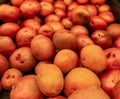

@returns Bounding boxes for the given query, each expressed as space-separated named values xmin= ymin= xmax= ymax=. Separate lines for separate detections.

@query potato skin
xmin=0 ymin=4 xmax=19 ymax=22
xmin=37 ymin=64 xmax=64 ymax=97
xmin=0 ymin=54 xmax=9 ymax=77
xmin=31 ymin=35 xmax=55 ymax=60
xmin=1 ymin=68 xmax=23 ymax=90
xmin=0 ymin=22 xmax=20 ymax=38
xmin=9 ymin=47 xmax=37 ymax=72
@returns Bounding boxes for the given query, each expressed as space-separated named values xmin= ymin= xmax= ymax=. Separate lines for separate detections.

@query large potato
xmin=80 ymin=44 xmax=107 ymax=74
xmin=10 ymin=75 xmax=44 ymax=99
xmin=31 ymin=35 xmax=55 ymax=60
xmin=63 ymin=67 xmax=101 ymax=97
xmin=0 ymin=4 xmax=19 ymax=22
xmin=1 ymin=68 xmax=23 ymax=90
xmin=0 ymin=54 xmax=9 ymax=77
xmin=9 ymin=47 xmax=37 ymax=72
xmin=37 ymin=64 xmax=64 ymax=97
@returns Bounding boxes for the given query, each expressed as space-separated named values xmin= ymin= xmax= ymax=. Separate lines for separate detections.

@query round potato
xmin=31 ymin=35 xmax=55 ymax=60
xmin=1 ymin=68 xmax=23 ymax=90
xmin=9 ymin=47 xmax=37 ymax=72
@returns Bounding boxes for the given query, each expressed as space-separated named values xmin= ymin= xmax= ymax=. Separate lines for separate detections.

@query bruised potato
xmin=1 ymin=68 xmax=23 ymax=90
xmin=9 ymin=47 xmax=37 ymax=72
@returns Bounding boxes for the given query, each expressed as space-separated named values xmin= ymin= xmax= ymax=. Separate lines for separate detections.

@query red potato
xmin=100 ymin=69 xmax=120 ymax=96
xmin=33 ymin=16 xmax=42 ymax=25
xmin=0 ymin=36 xmax=16 ymax=58
xmin=37 ymin=64 xmax=64 ymax=97
xmin=45 ymin=14 xmax=61 ymax=23
xmin=54 ymin=49 xmax=78 ymax=74
xmin=10 ymin=75 xmax=44 ymax=99
xmin=71 ymin=5 xmax=90 ymax=25
xmin=99 ymin=11 xmax=115 ymax=24
xmin=61 ymin=18 xmax=73 ymax=29
xmin=54 ymin=0 xmax=66 ymax=11
xmin=19 ymin=0 xmax=41 ymax=19
xmin=9 ymin=47 xmax=37 ymax=72
xmin=98 ymin=4 xmax=111 ymax=13
xmin=88 ymin=15 xmax=108 ymax=31
xmin=16 ymin=27 xmax=37 ymax=47
xmin=47 ymin=95 xmax=67 ymax=99
xmin=70 ymin=25 xmax=89 ymax=36
xmin=0 ymin=4 xmax=20 ymax=22
xmin=0 ymin=22 xmax=20 ymax=38
xmin=35 ymin=61 xmax=53 ymax=74
xmin=63 ymin=0 xmax=73 ymax=6
xmin=38 ymin=24 xmax=54 ymax=38
xmin=40 ymin=0 xmax=54 ymax=4
xmin=0 ymin=54 xmax=9 ymax=77
xmin=67 ymin=2 xmax=78 ymax=11
xmin=85 ymin=4 xmax=98 ymax=17
xmin=1 ymin=68 xmax=23 ymax=90
xmin=77 ymin=34 xmax=95 ymax=51
xmin=39 ymin=1 xmax=54 ymax=17
xmin=104 ymin=47 xmax=120 ymax=70
xmin=107 ymin=23 xmax=120 ymax=39
xmin=10 ymin=0 xmax=24 ymax=7
xmin=90 ymin=0 xmax=106 ymax=5
xmin=31 ymin=35 xmax=55 ymax=60
xmin=91 ymin=30 xmax=113 ymax=49
xmin=21 ymin=19 xmax=41 ymax=32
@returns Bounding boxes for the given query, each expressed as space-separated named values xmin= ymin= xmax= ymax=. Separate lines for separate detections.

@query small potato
xmin=21 ymin=19 xmax=41 ymax=32
xmin=31 ymin=35 xmax=55 ymax=60
xmin=10 ymin=0 xmax=24 ymax=7
xmin=10 ymin=75 xmax=44 ymax=99
xmin=0 ymin=54 xmax=9 ymax=77
xmin=0 ymin=22 xmax=20 ymax=38
xmin=0 ymin=36 xmax=16 ymax=58
xmin=0 ymin=4 xmax=19 ymax=22
xmin=1 ymin=68 xmax=23 ymax=90
xmin=54 ymin=49 xmax=78 ymax=74
xmin=80 ymin=44 xmax=107 ymax=74
xmin=16 ymin=27 xmax=37 ymax=47
xmin=37 ymin=64 xmax=64 ymax=97
xmin=20 ymin=0 xmax=41 ymax=19
xmin=47 ymin=95 xmax=67 ymax=99
xmin=9 ymin=47 xmax=37 ymax=72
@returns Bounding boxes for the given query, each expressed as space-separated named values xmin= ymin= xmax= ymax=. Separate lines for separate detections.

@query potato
xmin=63 ymin=67 xmax=101 ymax=97
xmin=0 ymin=22 xmax=20 ymax=38
xmin=54 ymin=49 xmax=78 ymax=74
xmin=0 ymin=4 xmax=19 ymax=22
xmin=10 ymin=75 xmax=44 ymax=99
xmin=10 ymin=0 xmax=24 ymax=7
xmin=0 ymin=36 xmax=16 ymax=58
xmin=16 ymin=27 xmax=37 ymax=47
xmin=37 ymin=64 xmax=64 ymax=97
xmin=1 ymin=68 xmax=23 ymax=90
xmin=20 ymin=0 xmax=41 ymax=19
xmin=31 ymin=35 xmax=55 ymax=60
xmin=80 ymin=44 xmax=107 ymax=74
xmin=9 ymin=47 xmax=37 ymax=72
xmin=0 ymin=54 xmax=9 ymax=77
xmin=68 ymin=85 xmax=110 ymax=99
xmin=47 ymin=95 xmax=67 ymax=99
xmin=104 ymin=47 xmax=120 ymax=69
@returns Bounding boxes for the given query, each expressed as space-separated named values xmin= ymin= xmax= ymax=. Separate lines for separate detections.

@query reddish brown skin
xmin=77 ymin=0 xmax=89 ymax=4
xmin=11 ymin=0 xmax=24 ymax=7
xmin=0 ymin=22 xmax=20 ymax=38
xmin=0 ymin=82 xmax=2 ymax=92
xmin=54 ymin=0 xmax=66 ymax=11
xmin=0 ymin=54 xmax=9 ymax=77
xmin=0 ymin=36 xmax=16 ymax=58
xmin=16 ymin=27 xmax=37 ymax=47
xmin=114 ymin=36 xmax=120 ymax=48
xmin=91 ymin=30 xmax=113 ymax=49
xmin=90 ymin=0 xmax=106 ymax=5
xmin=54 ymin=8 xmax=66 ymax=18
xmin=20 ymin=0 xmax=41 ymax=19
xmin=46 ymin=96 xmax=67 ymax=99
xmin=100 ymin=69 xmax=120 ymax=96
